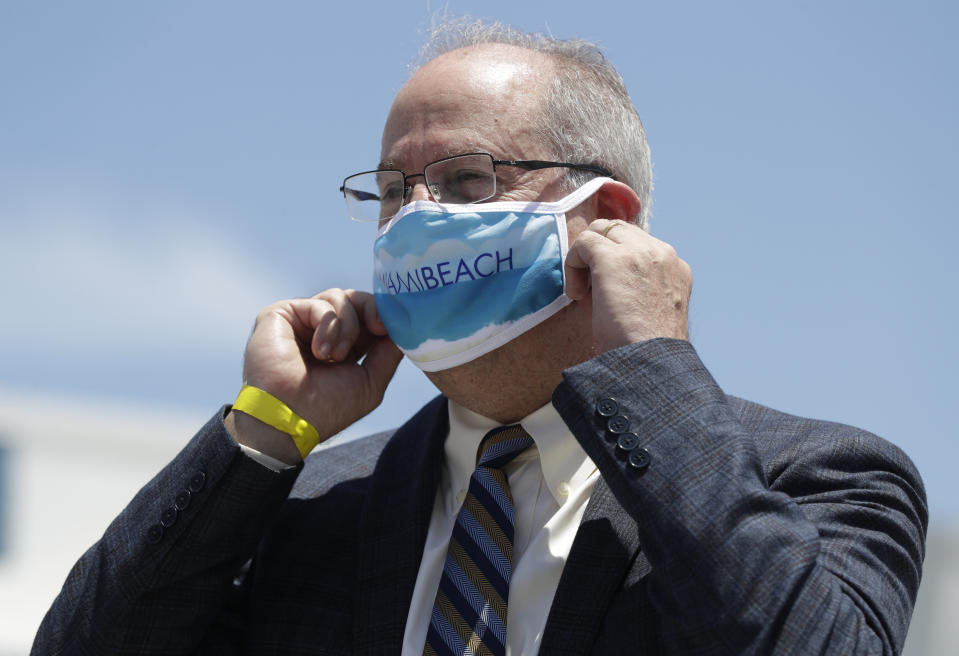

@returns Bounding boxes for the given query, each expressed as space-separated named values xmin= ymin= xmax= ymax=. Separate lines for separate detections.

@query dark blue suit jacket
xmin=33 ymin=340 xmax=927 ymax=654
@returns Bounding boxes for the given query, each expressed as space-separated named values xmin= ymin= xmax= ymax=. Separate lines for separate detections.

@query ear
xmin=591 ymin=180 xmax=642 ymax=224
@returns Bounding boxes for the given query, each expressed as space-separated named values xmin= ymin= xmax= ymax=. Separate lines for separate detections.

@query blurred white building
xmin=0 ymin=388 xmax=206 ymax=654
xmin=0 ymin=387 xmax=954 ymax=655
xmin=903 ymin=529 xmax=959 ymax=656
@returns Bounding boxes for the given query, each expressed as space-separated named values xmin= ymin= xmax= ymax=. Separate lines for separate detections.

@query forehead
xmin=380 ymin=44 xmax=554 ymax=169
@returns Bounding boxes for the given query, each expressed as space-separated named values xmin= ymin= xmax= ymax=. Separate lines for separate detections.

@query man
xmin=34 ymin=19 xmax=926 ymax=655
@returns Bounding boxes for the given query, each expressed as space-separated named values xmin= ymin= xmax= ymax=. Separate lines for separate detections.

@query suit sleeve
xmin=31 ymin=408 xmax=302 ymax=656
xmin=552 ymin=339 xmax=927 ymax=655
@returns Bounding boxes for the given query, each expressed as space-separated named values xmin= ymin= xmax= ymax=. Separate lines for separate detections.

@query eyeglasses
xmin=339 ymin=152 xmax=612 ymax=222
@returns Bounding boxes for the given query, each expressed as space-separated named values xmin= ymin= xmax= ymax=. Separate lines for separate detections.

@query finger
xmin=565 ymin=230 xmax=604 ymax=269
xmin=564 ymin=230 xmax=608 ymax=300
xmin=591 ymin=218 xmax=643 ymax=242
xmin=595 ymin=219 xmax=671 ymax=256
xmin=303 ymin=298 xmax=341 ymax=360
xmin=336 ymin=291 xmax=386 ymax=363
xmin=595 ymin=218 xmax=622 ymax=240
xmin=255 ymin=298 xmax=336 ymax=354
xmin=347 ymin=289 xmax=388 ymax=336
xmin=312 ymin=289 xmax=361 ymax=361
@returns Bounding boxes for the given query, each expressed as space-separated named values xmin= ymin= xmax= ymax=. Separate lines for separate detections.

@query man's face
xmin=379 ymin=44 xmax=601 ymax=419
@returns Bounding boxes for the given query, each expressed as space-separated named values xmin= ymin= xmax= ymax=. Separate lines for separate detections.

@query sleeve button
xmin=174 ymin=490 xmax=192 ymax=511
xmin=189 ymin=471 xmax=207 ymax=493
xmin=596 ymin=398 xmax=619 ymax=417
xmin=160 ymin=507 xmax=178 ymax=528
xmin=616 ymin=432 xmax=640 ymax=451
xmin=607 ymin=415 xmax=630 ymax=434
xmin=147 ymin=524 xmax=164 ymax=544
xmin=628 ymin=448 xmax=651 ymax=472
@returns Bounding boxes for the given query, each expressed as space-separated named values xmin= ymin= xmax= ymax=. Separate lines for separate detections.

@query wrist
xmin=228 ymin=385 xmax=322 ymax=464
xmin=226 ymin=409 xmax=304 ymax=465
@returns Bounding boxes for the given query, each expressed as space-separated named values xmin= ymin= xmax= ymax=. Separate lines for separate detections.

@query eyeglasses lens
xmin=343 ymin=153 xmax=498 ymax=222
xmin=342 ymin=170 xmax=404 ymax=222
xmin=423 ymin=154 xmax=496 ymax=205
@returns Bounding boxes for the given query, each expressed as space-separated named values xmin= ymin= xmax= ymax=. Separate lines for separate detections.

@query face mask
xmin=372 ymin=176 xmax=611 ymax=372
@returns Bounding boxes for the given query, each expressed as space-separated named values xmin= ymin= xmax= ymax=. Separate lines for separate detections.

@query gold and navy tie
xmin=424 ymin=425 xmax=534 ymax=656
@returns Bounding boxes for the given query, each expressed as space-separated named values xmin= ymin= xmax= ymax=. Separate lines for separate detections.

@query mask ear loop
xmin=546 ymin=176 xmax=613 ymax=214
xmin=547 ymin=177 xmax=612 ymax=300
xmin=556 ymin=208 xmax=572 ymax=294
xmin=497 ymin=176 xmax=613 ymax=219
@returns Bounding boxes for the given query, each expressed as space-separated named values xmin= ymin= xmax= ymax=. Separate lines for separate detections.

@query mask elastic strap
xmin=538 ymin=176 xmax=613 ymax=214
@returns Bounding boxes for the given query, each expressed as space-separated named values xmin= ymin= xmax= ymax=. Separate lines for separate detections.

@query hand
xmin=227 ymin=289 xmax=402 ymax=463
xmin=565 ymin=219 xmax=692 ymax=353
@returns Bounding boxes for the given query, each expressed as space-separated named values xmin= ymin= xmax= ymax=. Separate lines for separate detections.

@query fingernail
xmin=317 ymin=343 xmax=331 ymax=359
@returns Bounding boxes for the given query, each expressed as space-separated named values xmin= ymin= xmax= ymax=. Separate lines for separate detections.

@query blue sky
xmin=1 ymin=2 xmax=956 ymax=520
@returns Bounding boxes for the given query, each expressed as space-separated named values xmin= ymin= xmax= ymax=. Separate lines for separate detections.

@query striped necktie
xmin=424 ymin=425 xmax=534 ymax=656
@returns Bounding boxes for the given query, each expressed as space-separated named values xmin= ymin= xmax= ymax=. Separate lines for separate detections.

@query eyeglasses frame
xmin=339 ymin=152 xmax=613 ymax=220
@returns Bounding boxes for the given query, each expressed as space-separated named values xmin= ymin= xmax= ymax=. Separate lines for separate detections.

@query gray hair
xmin=416 ymin=17 xmax=652 ymax=230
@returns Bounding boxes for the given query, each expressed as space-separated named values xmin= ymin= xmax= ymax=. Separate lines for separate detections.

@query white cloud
xmin=0 ymin=191 xmax=296 ymax=358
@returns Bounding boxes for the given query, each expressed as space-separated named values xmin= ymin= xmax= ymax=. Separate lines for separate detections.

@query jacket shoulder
xmin=725 ymin=395 xmax=926 ymax=501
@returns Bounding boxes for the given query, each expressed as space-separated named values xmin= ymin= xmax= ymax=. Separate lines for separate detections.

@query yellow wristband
xmin=232 ymin=384 xmax=320 ymax=459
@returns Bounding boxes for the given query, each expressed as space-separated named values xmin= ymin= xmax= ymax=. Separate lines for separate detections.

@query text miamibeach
xmin=378 ymin=248 xmax=514 ymax=294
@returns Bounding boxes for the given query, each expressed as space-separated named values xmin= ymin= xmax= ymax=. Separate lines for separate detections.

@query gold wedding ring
xmin=602 ymin=220 xmax=624 ymax=239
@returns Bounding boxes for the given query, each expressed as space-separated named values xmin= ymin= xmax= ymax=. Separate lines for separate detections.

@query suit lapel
xmin=352 ymin=395 xmax=450 ymax=655
xmin=540 ymin=478 xmax=648 ymax=654
xmin=349 ymin=395 xmax=649 ymax=654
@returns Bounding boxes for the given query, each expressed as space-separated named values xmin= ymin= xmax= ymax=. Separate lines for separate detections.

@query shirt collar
xmin=446 ymin=399 xmax=597 ymax=506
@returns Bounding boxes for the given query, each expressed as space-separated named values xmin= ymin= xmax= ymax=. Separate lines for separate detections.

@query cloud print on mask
xmin=372 ymin=177 xmax=610 ymax=372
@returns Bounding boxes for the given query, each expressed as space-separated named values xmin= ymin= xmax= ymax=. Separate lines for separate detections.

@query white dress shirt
xmin=401 ymin=400 xmax=599 ymax=655
xmin=238 ymin=400 xmax=598 ymax=655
